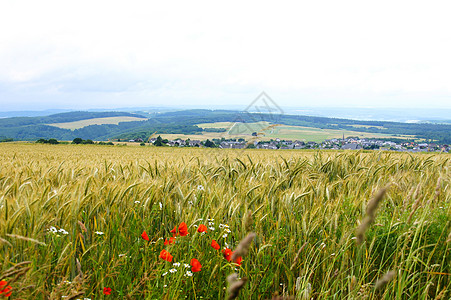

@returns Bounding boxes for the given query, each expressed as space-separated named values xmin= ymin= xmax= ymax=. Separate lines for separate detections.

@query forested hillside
xmin=1 ymin=109 xmax=450 ymax=143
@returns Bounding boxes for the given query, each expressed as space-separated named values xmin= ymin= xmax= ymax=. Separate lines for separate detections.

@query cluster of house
xmin=128 ymin=137 xmax=450 ymax=152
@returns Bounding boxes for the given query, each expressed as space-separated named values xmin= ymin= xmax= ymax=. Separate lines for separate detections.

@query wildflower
xmin=0 ymin=281 xmax=12 ymax=297
xmin=208 ymin=222 xmax=214 ymax=226
xmin=59 ymin=228 xmax=69 ymax=235
xmin=197 ymin=185 xmax=204 ymax=191
xmin=185 ymin=271 xmax=193 ymax=277
xmin=169 ymin=268 xmax=177 ymax=273
xmin=234 ymin=256 xmax=243 ymax=266
xmin=208 ymin=226 xmax=215 ymax=231
xmin=95 ymin=231 xmax=104 ymax=235
xmin=211 ymin=240 xmax=220 ymax=250
xmin=225 ymin=228 xmax=231 ymax=233
xmin=118 ymin=253 xmax=127 ymax=257
xmin=164 ymin=236 xmax=176 ymax=245
xmin=159 ymin=202 xmax=163 ymax=209
xmin=170 ymin=226 xmax=177 ymax=236
xmin=134 ymin=201 xmax=140 ymax=204
xmin=222 ymin=248 xmax=233 ymax=262
xmin=190 ymin=258 xmax=202 ymax=272
xmin=159 ymin=249 xmax=173 ymax=262
xmin=49 ymin=226 xmax=58 ymax=233
xmin=141 ymin=231 xmax=149 ymax=241
xmin=184 ymin=263 xmax=190 ymax=268
xmin=173 ymin=262 xmax=181 ymax=267
xmin=222 ymin=234 xmax=228 ymax=238
xmin=178 ymin=222 xmax=189 ymax=236
xmin=197 ymin=224 xmax=208 ymax=233
xmin=103 ymin=287 xmax=112 ymax=295
xmin=207 ymin=218 xmax=214 ymax=222
xmin=162 ymin=272 xmax=168 ymax=276
xmin=188 ymin=200 xmax=193 ymax=205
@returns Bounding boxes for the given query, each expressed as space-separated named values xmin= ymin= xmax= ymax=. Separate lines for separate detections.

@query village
xmin=128 ymin=136 xmax=451 ymax=153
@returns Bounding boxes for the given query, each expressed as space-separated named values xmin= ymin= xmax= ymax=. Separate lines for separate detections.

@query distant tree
xmin=204 ymin=139 xmax=216 ymax=148
xmin=154 ymin=135 xmax=164 ymax=146
xmin=48 ymin=138 xmax=59 ymax=144
xmin=72 ymin=138 xmax=83 ymax=144
xmin=83 ymin=139 xmax=94 ymax=144
xmin=36 ymin=139 xmax=47 ymax=144
xmin=246 ymin=143 xmax=256 ymax=149
xmin=140 ymin=142 xmax=145 ymax=146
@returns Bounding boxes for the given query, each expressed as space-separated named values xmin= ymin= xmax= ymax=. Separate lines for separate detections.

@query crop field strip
xmin=0 ymin=143 xmax=449 ymax=299
xmin=47 ymin=116 xmax=148 ymax=130
xmin=194 ymin=121 xmax=415 ymax=142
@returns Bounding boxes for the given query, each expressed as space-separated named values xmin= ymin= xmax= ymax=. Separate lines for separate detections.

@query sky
xmin=1 ymin=0 xmax=451 ymax=111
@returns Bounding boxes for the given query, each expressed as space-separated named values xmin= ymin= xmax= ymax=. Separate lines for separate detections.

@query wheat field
xmin=0 ymin=143 xmax=449 ymax=299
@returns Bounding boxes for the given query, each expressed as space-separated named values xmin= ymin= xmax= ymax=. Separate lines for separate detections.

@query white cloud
xmin=0 ymin=0 xmax=450 ymax=110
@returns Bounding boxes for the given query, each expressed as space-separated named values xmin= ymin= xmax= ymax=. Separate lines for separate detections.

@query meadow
xmin=0 ymin=143 xmax=449 ymax=299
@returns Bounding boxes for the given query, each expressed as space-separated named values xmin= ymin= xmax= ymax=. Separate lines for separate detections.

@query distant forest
xmin=1 ymin=109 xmax=450 ymax=143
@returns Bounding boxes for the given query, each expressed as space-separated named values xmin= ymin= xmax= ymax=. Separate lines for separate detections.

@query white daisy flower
xmin=162 ymin=272 xmax=168 ymax=276
xmin=95 ymin=231 xmax=104 ymax=235
xmin=58 ymin=229 xmax=69 ymax=235
xmin=222 ymin=234 xmax=228 ymax=238
xmin=169 ymin=268 xmax=177 ymax=273
xmin=209 ymin=227 xmax=215 ymax=231
xmin=184 ymin=264 xmax=190 ymax=268
xmin=173 ymin=262 xmax=181 ymax=267
xmin=49 ymin=226 xmax=58 ymax=233
xmin=185 ymin=271 xmax=193 ymax=277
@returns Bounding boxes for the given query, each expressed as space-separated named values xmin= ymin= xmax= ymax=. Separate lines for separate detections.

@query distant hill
xmin=0 ymin=109 xmax=450 ymax=143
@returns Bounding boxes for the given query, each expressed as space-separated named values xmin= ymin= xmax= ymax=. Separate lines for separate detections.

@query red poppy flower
xmin=211 ymin=240 xmax=220 ymax=250
xmin=178 ymin=222 xmax=189 ymax=236
xmin=234 ymin=256 xmax=243 ymax=266
xmin=197 ymin=224 xmax=208 ymax=233
xmin=103 ymin=287 xmax=112 ymax=295
xmin=222 ymin=248 xmax=233 ymax=262
xmin=0 ymin=281 xmax=12 ymax=297
xmin=170 ymin=226 xmax=177 ymax=236
xmin=164 ymin=236 xmax=176 ymax=245
xmin=141 ymin=231 xmax=149 ymax=241
xmin=159 ymin=249 xmax=173 ymax=262
xmin=190 ymin=258 xmax=202 ymax=272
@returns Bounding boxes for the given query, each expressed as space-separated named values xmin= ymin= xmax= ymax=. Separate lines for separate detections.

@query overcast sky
xmin=1 ymin=0 xmax=450 ymax=111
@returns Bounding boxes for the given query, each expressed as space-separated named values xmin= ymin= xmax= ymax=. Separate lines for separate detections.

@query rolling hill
xmin=0 ymin=109 xmax=450 ymax=143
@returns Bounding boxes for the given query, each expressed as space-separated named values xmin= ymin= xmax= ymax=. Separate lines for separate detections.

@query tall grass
xmin=0 ymin=143 xmax=449 ymax=299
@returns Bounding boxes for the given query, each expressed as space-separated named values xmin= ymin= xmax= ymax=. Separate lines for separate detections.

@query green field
xmin=48 ymin=116 xmax=148 ymax=130
xmin=168 ymin=122 xmax=417 ymax=142
xmin=0 ymin=143 xmax=449 ymax=299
